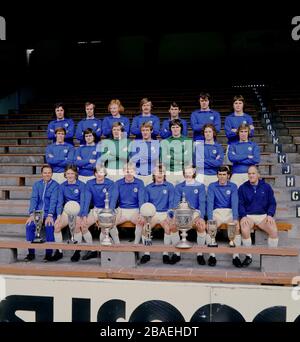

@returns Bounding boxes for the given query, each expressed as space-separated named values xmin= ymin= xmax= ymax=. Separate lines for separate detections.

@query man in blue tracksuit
xmin=239 ymin=165 xmax=278 ymax=267
xmin=75 ymin=102 xmax=102 ymax=145
xmin=102 ymin=99 xmax=130 ymax=138
xmin=207 ymin=166 xmax=242 ymax=268
xmin=190 ymin=92 xmax=221 ymax=141
xmin=173 ymin=165 xmax=207 ymax=265
xmin=83 ymin=165 xmax=117 ymax=260
xmin=47 ymin=103 xmax=75 ymax=145
xmin=46 ymin=127 xmax=75 ymax=184
xmin=224 ymin=95 xmax=255 ymax=145
xmin=74 ymin=128 xmax=101 ymax=183
xmin=52 ymin=165 xmax=88 ymax=262
xmin=194 ymin=123 xmax=224 ymax=187
xmin=160 ymin=102 xmax=188 ymax=139
xmin=130 ymin=98 xmax=160 ymax=139
xmin=228 ymin=124 xmax=260 ymax=187
xmin=24 ymin=164 xmax=59 ymax=262
xmin=129 ymin=122 xmax=160 ymax=186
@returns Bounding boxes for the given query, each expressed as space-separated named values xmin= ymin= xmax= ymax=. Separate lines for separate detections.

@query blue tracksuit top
xmin=224 ymin=113 xmax=254 ymax=144
xmin=228 ymin=141 xmax=260 ymax=174
xmin=207 ymin=181 xmax=239 ymax=220
xmin=160 ymin=118 xmax=188 ymax=139
xmin=130 ymin=114 xmax=160 ymax=139
xmin=45 ymin=143 xmax=75 ymax=173
xmin=29 ymin=179 xmax=59 ymax=218
xmin=190 ymin=109 xmax=221 ymax=141
xmin=84 ymin=178 xmax=116 ymax=215
xmin=57 ymin=180 xmax=86 ymax=217
xmin=47 ymin=118 xmax=75 ymax=145
xmin=102 ymin=115 xmax=130 ymax=138
xmin=194 ymin=141 xmax=224 ymax=175
xmin=75 ymin=118 xmax=102 ymax=145
xmin=145 ymin=181 xmax=175 ymax=212
xmin=111 ymin=177 xmax=145 ymax=209
xmin=174 ymin=181 xmax=206 ymax=218
xmin=238 ymin=179 xmax=276 ymax=218
xmin=129 ymin=140 xmax=160 ymax=176
xmin=74 ymin=144 xmax=101 ymax=176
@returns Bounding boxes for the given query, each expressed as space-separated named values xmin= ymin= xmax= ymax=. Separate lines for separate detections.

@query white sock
xmin=110 ymin=227 xmax=120 ymax=244
xmin=163 ymin=234 xmax=171 ymax=256
xmin=171 ymin=232 xmax=180 ymax=256
xmin=233 ymin=234 xmax=241 ymax=259
xmin=197 ymin=232 xmax=206 ymax=256
xmin=268 ymin=237 xmax=279 ymax=248
xmin=134 ymin=225 xmax=143 ymax=244
xmin=242 ymin=237 xmax=252 ymax=258
xmin=74 ymin=232 xmax=82 ymax=243
xmin=83 ymin=231 xmax=93 ymax=244
xmin=54 ymin=232 xmax=63 ymax=253
xmin=209 ymin=253 xmax=216 ymax=258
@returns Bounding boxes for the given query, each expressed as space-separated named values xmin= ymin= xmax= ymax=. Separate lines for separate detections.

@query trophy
xmin=207 ymin=220 xmax=218 ymax=247
xmin=64 ymin=201 xmax=81 ymax=244
xmin=173 ymin=192 xmax=194 ymax=248
xmin=97 ymin=192 xmax=116 ymax=246
xmin=227 ymin=222 xmax=237 ymax=247
xmin=32 ymin=210 xmax=44 ymax=243
xmin=140 ymin=203 xmax=156 ymax=246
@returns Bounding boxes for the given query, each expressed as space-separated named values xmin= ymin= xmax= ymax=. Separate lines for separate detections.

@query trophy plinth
xmin=64 ymin=201 xmax=81 ymax=244
xmin=97 ymin=193 xmax=116 ymax=246
xmin=227 ymin=222 xmax=237 ymax=248
xmin=174 ymin=193 xmax=194 ymax=249
xmin=207 ymin=220 xmax=218 ymax=247
xmin=32 ymin=210 xmax=44 ymax=244
xmin=140 ymin=203 xmax=156 ymax=246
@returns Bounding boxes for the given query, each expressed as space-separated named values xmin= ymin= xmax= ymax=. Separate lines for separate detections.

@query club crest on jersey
xmin=64 ymin=123 xmax=69 ymax=127
xmin=248 ymin=147 xmax=252 ymax=151
xmin=103 ymin=188 xmax=107 ymax=193
xmin=243 ymin=120 xmax=247 ymax=124
xmin=210 ymin=116 xmax=214 ymax=120
xmin=212 ymin=149 xmax=217 ymax=154
xmin=93 ymin=123 xmax=97 ymax=127
xmin=163 ymin=189 xmax=167 ymax=194
xmin=133 ymin=187 xmax=138 ymax=192
xmin=226 ymin=190 xmax=231 ymax=195
xmin=64 ymin=149 xmax=68 ymax=154
xmin=92 ymin=151 xmax=97 ymax=155
xmin=74 ymin=189 xmax=79 ymax=194
xmin=194 ymin=189 xmax=198 ymax=194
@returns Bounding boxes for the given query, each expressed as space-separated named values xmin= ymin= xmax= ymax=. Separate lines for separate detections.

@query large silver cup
xmin=207 ymin=220 xmax=218 ymax=247
xmin=174 ymin=193 xmax=194 ymax=248
xmin=32 ymin=210 xmax=44 ymax=243
xmin=140 ymin=203 xmax=156 ymax=246
xmin=227 ymin=222 xmax=237 ymax=247
xmin=68 ymin=214 xmax=77 ymax=244
xmin=64 ymin=201 xmax=81 ymax=244
xmin=97 ymin=192 xmax=116 ymax=246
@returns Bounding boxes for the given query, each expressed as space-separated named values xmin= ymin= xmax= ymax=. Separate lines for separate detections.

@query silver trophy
xmin=97 ymin=192 xmax=116 ymax=246
xmin=32 ymin=210 xmax=44 ymax=243
xmin=64 ymin=201 xmax=81 ymax=244
xmin=140 ymin=203 xmax=156 ymax=246
xmin=173 ymin=193 xmax=194 ymax=248
xmin=207 ymin=220 xmax=218 ymax=247
xmin=227 ymin=222 xmax=237 ymax=247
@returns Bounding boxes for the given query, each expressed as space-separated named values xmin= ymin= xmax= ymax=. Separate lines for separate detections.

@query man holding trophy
xmin=173 ymin=165 xmax=207 ymax=265
xmin=207 ymin=166 xmax=242 ymax=267
xmin=24 ymin=165 xmax=59 ymax=262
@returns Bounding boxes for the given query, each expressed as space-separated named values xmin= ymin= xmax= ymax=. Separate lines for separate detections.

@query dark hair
xmin=199 ymin=92 xmax=211 ymax=101
xmin=152 ymin=163 xmax=166 ymax=182
xmin=218 ymin=166 xmax=231 ymax=175
xmin=55 ymin=127 xmax=66 ymax=135
xmin=83 ymin=128 xmax=97 ymax=141
xmin=169 ymin=118 xmax=183 ymax=131
xmin=233 ymin=95 xmax=245 ymax=105
xmin=54 ymin=102 xmax=68 ymax=118
xmin=41 ymin=164 xmax=53 ymax=173
xmin=64 ymin=164 xmax=78 ymax=179
xmin=202 ymin=123 xmax=217 ymax=139
xmin=169 ymin=101 xmax=181 ymax=110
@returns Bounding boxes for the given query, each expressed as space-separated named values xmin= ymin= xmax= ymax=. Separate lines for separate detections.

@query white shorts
xmin=213 ymin=208 xmax=233 ymax=226
xmin=52 ymin=172 xmax=66 ymax=184
xmin=151 ymin=212 xmax=168 ymax=225
xmin=88 ymin=207 xmax=102 ymax=221
xmin=116 ymin=208 xmax=139 ymax=222
xmin=230 ymin=173 xmax=248 ymax=187
xmin=78 ymin=175 xmax=95 ymax=183
xmin=247 ymin=214 xmax=267 ymax=225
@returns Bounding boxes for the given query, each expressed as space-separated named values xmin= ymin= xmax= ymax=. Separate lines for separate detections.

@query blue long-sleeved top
xmin=190 ymin=109 xmax=221 ymax=141
xmin=29 ymin=179 xmax=59 ymax=218
xmin=173 ymin=181 xmax=206 ymax=218
xmin=130 ymin=114 xmax=160 ymax=139
xmin=75 ymin=118 xmax=102 ymax=145
xmin=224 ymin=113 xmax=254 ymax=144
xmin=238 ymin=179 xmax=276 ymax=218
xmin=207 ymin=181 xmax=239 ymax=220
xmin=228 ymin=141 xmax=260 ymax=174
xmin=111 ymin=178 xmax=145 ymax=209
xmin=45 ymin=143 xmax=75 ymax=173
xmin=160 ymin=118 xmax=188 ymax=139
xmin=102 ymin=115 xmax=130 ymax=138
xmin=194 ymin=141 xmax=224 ymax=175
xmin=74 ymin=144 xmax=101 ymax=176
xmin=57 ymin=180 xmax=86 ymax=217
xmin=47 ymin=118 xmax=75 ymax=145
xmin=129 ymin=140 xmax=160 ymax=176
xmin=145 ymin=181 xmax=175 ymax=212
xmin=84 ymin=178 xmax=116 ymax=215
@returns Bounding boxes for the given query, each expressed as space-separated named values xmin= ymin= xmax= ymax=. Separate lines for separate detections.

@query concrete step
xmin=0 ymin=174 xmax=40 ymax=186
xmin=0 ymin=155 xmax=45 ymax=163
xmin=0 ymin=165 xmax=42 ymax=174
xmin=271 ymin=163 xmax=300 ymax=176
xmin=0 ymin=200 xmax=29 ymax=215
xmin=264 ymin=143 xmax=296 ymax=153
xmin=260 ymin=153 xmax=300 ymax=164
xmin=272 ymin=175 xmax=300 ymax=187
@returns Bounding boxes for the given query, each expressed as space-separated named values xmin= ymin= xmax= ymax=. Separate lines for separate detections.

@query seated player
xmin=160 ymin=101 xmax=188 ymax=139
